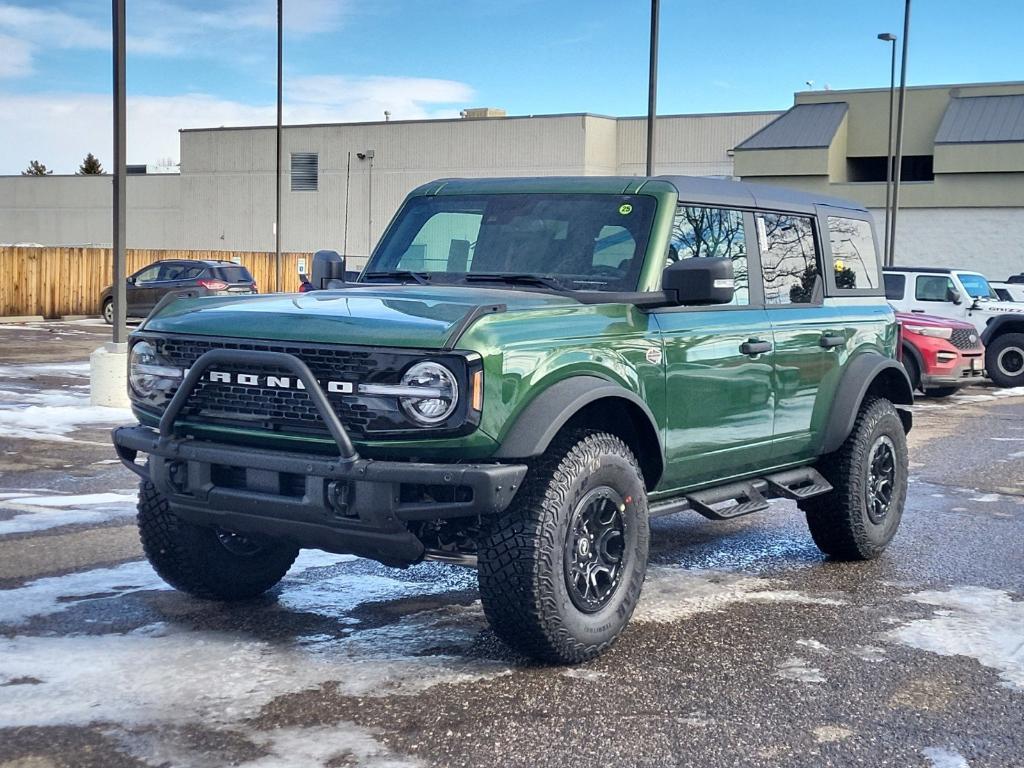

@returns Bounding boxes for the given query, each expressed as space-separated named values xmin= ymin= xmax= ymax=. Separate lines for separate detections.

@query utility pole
xmin=645 ymin=0 xmax=660 ymax=176
xmin=878 ymin=32 xmax=897 ymax=266
xmin=889 ymin=0 xmax=912 ymax=268
xmin=275 ymin=0 xmax=283 ymax=292
xmin=112 ymin=0 xmax=126 ymax=342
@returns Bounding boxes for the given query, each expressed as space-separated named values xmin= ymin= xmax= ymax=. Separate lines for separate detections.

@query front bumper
xmin=114 ymin=346 xmax=526 ymax=566
xmin=114 ymin=425 xmax=526 ymax=565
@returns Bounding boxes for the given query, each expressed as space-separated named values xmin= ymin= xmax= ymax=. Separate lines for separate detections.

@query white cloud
xmin=0 ymin=32 xmax=31 ymax=77
xmin=0 ymin=75 xmax=475 ymax=173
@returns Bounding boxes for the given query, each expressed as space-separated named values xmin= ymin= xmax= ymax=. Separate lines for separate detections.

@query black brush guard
xmin=112 ymin=348 xmax=526 ymax=566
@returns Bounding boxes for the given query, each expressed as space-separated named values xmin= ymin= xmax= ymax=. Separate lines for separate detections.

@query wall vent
xmin=290 ymin=152 xmax=319 ymax=191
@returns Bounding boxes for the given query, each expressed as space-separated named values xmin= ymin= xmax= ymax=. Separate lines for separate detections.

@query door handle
xmin=819 ymin=334 xmax=846 ymax=349
xmin=911 ymin=309 xmax=925 ymax=313
xmin=740 ymin=339 xmax=773 ymax=356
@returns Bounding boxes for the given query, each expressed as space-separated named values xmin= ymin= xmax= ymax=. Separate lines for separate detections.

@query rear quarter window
xmin=827 ymin=217 xmax=880 ymax=291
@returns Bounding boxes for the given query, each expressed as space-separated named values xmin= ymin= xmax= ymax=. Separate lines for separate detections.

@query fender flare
xmin=981 ymin=314 xmax=1024 ymax=345
xmin=493 ymin=375 xmax=663 ymax=464
xmin=900 ymin=341 xmax=923 ymax=384
xmin=821 ymin=353 xmax=914 ymax=455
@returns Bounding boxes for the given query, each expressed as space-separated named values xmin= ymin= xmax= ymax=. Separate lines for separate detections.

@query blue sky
xmin=2 ymin=0 xmax=1023 ymax=173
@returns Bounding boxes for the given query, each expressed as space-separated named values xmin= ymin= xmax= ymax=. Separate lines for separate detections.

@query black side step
xmin=647 ymin=467 xmax=833 ymax=521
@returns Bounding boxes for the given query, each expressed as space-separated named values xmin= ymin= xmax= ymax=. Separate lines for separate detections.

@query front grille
xmin=149 ymin=335 xmax=450 ymax=438
xmin=949 ymin=328 xmax=981 ymax=351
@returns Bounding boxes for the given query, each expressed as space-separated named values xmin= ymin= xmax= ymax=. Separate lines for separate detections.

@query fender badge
xmin=645 ymin=347 xmax=663 ymax=365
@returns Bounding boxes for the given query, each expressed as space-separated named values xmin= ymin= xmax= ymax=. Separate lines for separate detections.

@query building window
xmin=290 ymin=152 xmax=318 ymax=191
xmin=669 ymin=206 xmax=749 ymax=304
xmin=847 ymin=155 xmax=933 ymax=182
xmin=826 ymin=217 xmax=880 ymax=290
xmin=757 ymin=213 xmax=821 ymax=305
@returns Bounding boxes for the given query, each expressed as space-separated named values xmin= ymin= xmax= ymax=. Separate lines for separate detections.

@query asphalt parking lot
xmin=1 ymin=320 xmax=1022 ymax=768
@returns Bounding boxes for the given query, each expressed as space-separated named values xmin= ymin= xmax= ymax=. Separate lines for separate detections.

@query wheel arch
xmin=820 ymin=353 xmax=913 ymax=455
xmin=981 ymin=316 xmax=1024 ymax=345
xmin=493 ymin=375 xmax=664 ymax=491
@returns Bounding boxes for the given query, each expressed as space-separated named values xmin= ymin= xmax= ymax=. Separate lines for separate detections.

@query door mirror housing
xmin=947 ymin=287 xmax=963 ymax=305
xmin=661 ymin=257 xmax=735 ymax=306
xmin=311 ymin=250 xmax=347 ymax=290
xmin=126 ymin=276 xmax=136 ymax=285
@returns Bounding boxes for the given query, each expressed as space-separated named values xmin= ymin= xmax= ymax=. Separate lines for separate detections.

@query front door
xmin=127 ymin=264 xmax=161 ymax=316
xmin=656 ymin=204 xmax=774 ymax=490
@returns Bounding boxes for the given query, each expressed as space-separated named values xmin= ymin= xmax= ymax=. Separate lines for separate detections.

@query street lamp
xmin=878 ymin=32 xmax=897 ymax=266
xmin=645 ymin=0 xmax=660 ymax=176
xmin=889 ymin=1 xmax=912 ymax=269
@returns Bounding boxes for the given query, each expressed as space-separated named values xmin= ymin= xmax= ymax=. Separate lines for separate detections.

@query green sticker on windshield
xmin=619 ymin=203 xmax=633 ymax=215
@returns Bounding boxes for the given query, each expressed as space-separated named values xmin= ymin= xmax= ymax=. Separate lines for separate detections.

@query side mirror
xmin=126 ymin=276 xmax=136 ymax=285
xmin=310 ymin=250 xmax=347 ymax=290
xmin=947 ymin=288 xmax=963 ymax=305
xmin=661 ymin=257 xmax=735 ymax=306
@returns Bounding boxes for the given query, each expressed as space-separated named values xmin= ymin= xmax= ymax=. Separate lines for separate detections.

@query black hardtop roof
xmin=415 ymin=175 xmax=868 ymax=215
xmin=656 ymin=175 xmax=868 ymax=214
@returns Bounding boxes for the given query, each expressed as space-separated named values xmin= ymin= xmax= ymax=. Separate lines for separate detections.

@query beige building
xmin=0 ymin=110 xmax=779 ymax=263
xmin=733 ymin=81 xmax=1024 ymax=278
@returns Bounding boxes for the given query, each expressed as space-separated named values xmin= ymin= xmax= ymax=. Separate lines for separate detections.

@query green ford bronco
xmin=113 ymin=175 xmax=912 ymax=663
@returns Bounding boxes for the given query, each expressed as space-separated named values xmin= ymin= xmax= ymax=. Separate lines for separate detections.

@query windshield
xmin=363 ymin=193 xmax=658 ymax=292
xmin=956 ymin=272 xmax=997 ymax=300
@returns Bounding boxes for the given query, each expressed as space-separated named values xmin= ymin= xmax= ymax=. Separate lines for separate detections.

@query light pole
xmin=645 ymin=0 xmax=660 ymax=176
xmin=889 ymin=0 xmax=912 ymax=268
xmin=112 ymin=0 xmax=126 ymax=342
xmin=878 ymin=32 xmax=897 ymax=266
xmin=275 ymin=0 xmax=283 ymax=292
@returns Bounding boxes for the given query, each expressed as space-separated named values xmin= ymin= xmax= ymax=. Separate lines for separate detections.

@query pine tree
xmin=77 ymin=153 xmax=105 ymax=175
xmin=22 ymin=160 xmax=52 ymax=176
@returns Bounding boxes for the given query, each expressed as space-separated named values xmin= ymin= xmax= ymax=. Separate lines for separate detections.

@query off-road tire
xmin=477 ymin=430 xmax=649 ymax=664
xmin=799 ymin=397 xmax=908 ymax=560
xmin=901 ymin=354 xmax=920 ymax=394
xmin=137 ymin=480 xmax=299 ymax=600
xmin=102 ymin=298 xmax=114 ymax=325
xmin=922 ymin=386 xmax=958 ymax=398
xmin=986 ymin=333 xmax=1024 ymax=388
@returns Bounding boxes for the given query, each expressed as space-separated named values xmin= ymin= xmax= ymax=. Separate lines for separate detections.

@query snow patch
xmin=243 ymin=725 xmax=422 ymax=768
xmin=634 ymin=567 xmax=846 ymax=623
xmin=890 ymin=586 xmax=1024 ymax=691
xmin=561 ymin=668 xmax=608 ymax=681
xmin=0 ymin=403 xmax=132 ymax=441
xmin=796 ymin=638 xmax=832 ymax=654
xmin=968 ymin=493 xmax=1001 ymax=503
xmin=775 ymin=656 xmax=825 ymax=684
xmin=813 ymin=725 xmax=853 ymax=743
xmin=4 ymin=492 xmax=137 ymax=507
xmin=921 ymin=747 xmax=971 ymax=768
xmin=0 ymin=361 xmax=91 ymax=379
xmin=0 ymin=503 xmax=135 ymax=535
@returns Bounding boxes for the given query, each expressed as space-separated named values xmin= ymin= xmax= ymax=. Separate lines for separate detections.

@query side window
xmin=157 ymin=263 xmax=188 ymax=281
xmin=915 ymin=275 xmax=956 ymax=302
xmin=883 ymin=273 xmax=906 ymax=300
xmin=133 ymin=266 xmax=160 ymax=283
xmin=827 ymin=217 xmax=880 ymax=290
xmin=397 ymin=211 xmax=482 ymax=272
xmin=180 ymin=265 xmax=205 ymax=280
xmin=757 ymin=213 xmax=821 ymax=305
xmin=669 ymin=206 xmax=749 ymax=305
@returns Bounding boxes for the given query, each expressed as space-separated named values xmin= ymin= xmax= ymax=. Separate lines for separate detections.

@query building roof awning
xmin=935 ymin=94 xmax=1024 ymax=144
xmin=734 ymin=102 xmax=847 ymax=150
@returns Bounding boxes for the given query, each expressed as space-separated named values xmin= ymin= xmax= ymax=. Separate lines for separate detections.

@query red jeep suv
xmin=897 ymin=311 xmax=985 ymax=397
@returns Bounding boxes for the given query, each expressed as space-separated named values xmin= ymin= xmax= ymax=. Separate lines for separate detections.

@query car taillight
xmin=198 ymin=279 xmax=229 ymax=290
xmin=251 ymin=283 xmax=258 ymax=294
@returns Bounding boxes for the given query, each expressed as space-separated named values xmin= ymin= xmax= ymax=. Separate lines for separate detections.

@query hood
xmin=141 ymin=284 xmax=580 ymax=348
xmin=894 ymin=311 xmax=975 ymax=330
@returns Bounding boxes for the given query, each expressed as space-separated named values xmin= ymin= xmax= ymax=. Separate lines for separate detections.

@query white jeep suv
xmin=884 ymin=267 xmax=1024 ymax=388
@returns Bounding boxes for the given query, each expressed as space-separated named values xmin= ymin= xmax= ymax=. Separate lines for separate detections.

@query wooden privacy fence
xmin=0 ymin=247 xmax=311 ymax=319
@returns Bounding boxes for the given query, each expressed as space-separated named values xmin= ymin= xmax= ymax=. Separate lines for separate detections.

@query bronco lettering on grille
xmin=199 ymin=370 xmax=355 ymax=394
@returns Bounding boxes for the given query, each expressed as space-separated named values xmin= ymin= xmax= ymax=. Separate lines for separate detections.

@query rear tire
xmin=477 ymin=430 xmax=649 ymax=663
xmin=102 ymin=298 xmax=113 ymax=325
xmin=901 ymin=353 xmax=920 ymax=394
xmin=986 ymin=333 xmax=1024 ymax=388
xmin=799 ymin=398 xmax=908 ymax=560
xmin=137 ymin=480 xmax=299 ymax=600
xmin=922 ymin=386 xmax=958 ymax=398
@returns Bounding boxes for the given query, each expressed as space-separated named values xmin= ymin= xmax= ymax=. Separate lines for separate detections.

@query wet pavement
xmin=0 ymin=320 xmax=1022 ymax=768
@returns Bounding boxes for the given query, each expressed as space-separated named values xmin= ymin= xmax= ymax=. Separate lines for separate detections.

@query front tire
xmin=137 ymin=481 xmax=299 ymax=600
xmin=477 ymin=430 xmax=649 ymax=664
xmin=986 ymin=333 xmax=1024 ymax=388
xmin=102 ymin=298 xmax=113 ymax=325
xmin=800 ymin=398 xmax=908 ymax=560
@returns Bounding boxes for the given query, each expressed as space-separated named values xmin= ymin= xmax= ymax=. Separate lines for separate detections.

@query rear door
xmin=655 ymin=204 xmax=775 ymax=490
xmin=755 ymin=211 xmax=843 ymax=463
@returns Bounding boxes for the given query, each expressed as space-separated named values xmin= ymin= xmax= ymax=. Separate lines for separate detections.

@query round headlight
xmin=129 ymin=341 xmax=182 ymax=399
xmin=399 ymin=362 xmax=458 ymax=425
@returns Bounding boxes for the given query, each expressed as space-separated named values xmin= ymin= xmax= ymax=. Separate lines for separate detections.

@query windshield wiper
xmin=362 ymin=270 xmax=431 ymax=285
xmin=464 ymin=273 xmax=567 ymax=291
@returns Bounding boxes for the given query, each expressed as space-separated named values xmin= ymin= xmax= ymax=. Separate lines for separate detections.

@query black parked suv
xmin=101 ymin=259 xmax=257 ymax=324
